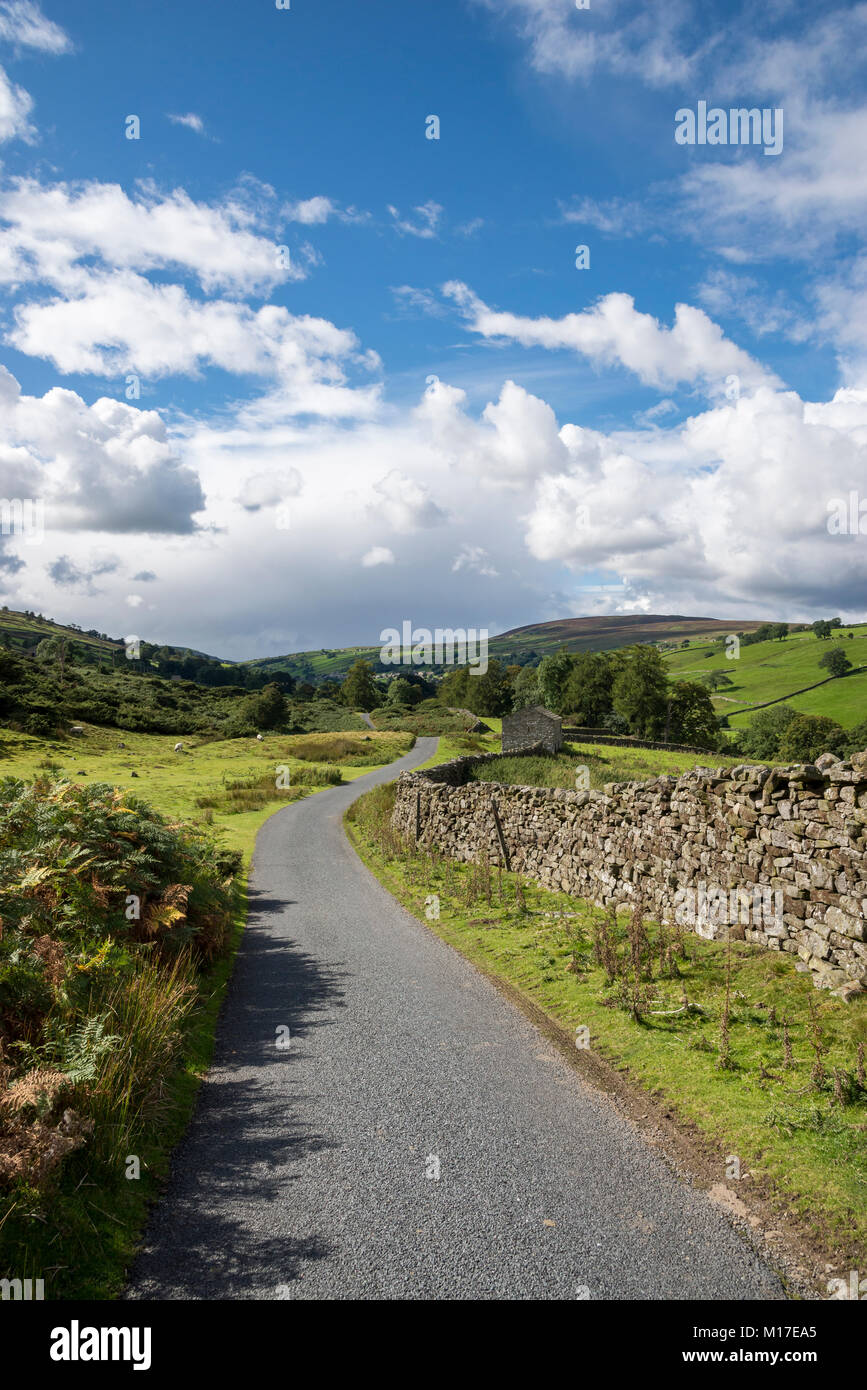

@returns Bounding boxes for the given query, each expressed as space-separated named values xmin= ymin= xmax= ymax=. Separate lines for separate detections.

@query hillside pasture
xmin=664 ymin=626 xmax=867 ymax=728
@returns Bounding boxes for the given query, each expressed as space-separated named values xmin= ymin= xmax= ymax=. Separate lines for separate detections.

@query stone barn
xmin=501 ymin=706 xmax=563 ymax=755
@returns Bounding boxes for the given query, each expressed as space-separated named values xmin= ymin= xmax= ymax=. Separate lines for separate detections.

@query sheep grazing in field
xmin=69 ymin=726 xmax=84 ymax=736
xmin=256 ymin=734 xmax=264 ymax=741
xmin=174 ymin=742 xmax=184 ymax=753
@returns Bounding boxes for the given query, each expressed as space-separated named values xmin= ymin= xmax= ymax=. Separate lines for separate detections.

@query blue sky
xmin=0 ymin=0 xmax=865 ymax=657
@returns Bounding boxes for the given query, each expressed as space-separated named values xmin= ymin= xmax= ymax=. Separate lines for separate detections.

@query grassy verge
xmin=0 ymin=876 xmax=248 ymax=1300
xmin=346 ymin=781 xmax=867 ymax=1270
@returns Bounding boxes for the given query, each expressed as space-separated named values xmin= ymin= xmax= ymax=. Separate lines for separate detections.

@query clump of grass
xmin=288 ymin=734 xmax=410 ymax=766
xmin=289 ymin=765 xmax=342 ymax=787
xmin=72 ymin=953 xmax=199 ymax=1168
xmin=195 ymin=768 xmax=329 ymax=814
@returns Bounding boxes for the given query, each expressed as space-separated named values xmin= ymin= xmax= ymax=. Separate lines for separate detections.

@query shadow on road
xmin=124 ymin=887 xmax=347 ymax=1300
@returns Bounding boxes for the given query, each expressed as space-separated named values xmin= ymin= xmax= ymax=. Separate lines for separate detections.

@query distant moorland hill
xmin=245 ymin=614 xmax=767 ymax=683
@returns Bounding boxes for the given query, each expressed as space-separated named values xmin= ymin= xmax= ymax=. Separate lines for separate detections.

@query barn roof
xmin=504 ymin=705 xmax=562 ymax=723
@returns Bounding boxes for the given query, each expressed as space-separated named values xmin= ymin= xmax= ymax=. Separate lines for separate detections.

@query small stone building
xmin=501 ymin=706 xmax=563 ymax=755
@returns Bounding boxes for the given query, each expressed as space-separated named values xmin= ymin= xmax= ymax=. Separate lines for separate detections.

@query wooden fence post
xmin=490 ymin=797 xmax=511 ymax=872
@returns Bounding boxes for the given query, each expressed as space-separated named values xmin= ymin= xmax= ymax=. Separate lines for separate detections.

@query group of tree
xmin=812 ymin=617 xmax=844 ymax=640
xmin=736 ymin=704 xmax=867 ymax=763
xmin=739 ymin=622 xmax=790 ymax=647
xmin=369 ymin=644 xmax=723 ymax=746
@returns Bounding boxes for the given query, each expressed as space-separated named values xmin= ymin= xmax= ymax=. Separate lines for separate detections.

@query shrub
xmin=0 ymin=777 xmax=239 ymax=1189
xmin=778 ymin=714 xmax=848 ymax=764
xmin=738 ymin=705 xmax=799 ymax=761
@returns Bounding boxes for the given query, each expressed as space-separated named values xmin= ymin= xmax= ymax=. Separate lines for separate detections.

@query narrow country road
xmin=125 ymin=737 xmax=785 ymax=1301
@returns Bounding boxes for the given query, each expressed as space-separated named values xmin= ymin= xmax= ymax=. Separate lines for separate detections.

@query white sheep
xmin=256 ymin=733 xmax=264 ymax=741
xmin=174 ymin=741 xmax=183 ymax=753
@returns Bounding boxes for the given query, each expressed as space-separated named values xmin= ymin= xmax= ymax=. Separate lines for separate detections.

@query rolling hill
xmin=0 ymin=607 xmax=122 ymax=658
xmin=4 ymin=606 xmax=863 ymax=732
xmin=0 ymin=608 xmax=228 ymax=671
xmin=488 ymin=613 xmax=765 ymax=662
xmin=245 ymin=614 xmax=768 ymax=682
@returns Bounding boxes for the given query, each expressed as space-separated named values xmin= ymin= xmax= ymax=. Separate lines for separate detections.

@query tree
xmin=536 ymin=648 xmax=575 ymax=714
xmin=465 ymin=659 xmax=512 ymax=717
xmin=818 ymin=648 xmax=852 ymax=678
xmin=386 ymin=676 xmax=416 ymax=708
xmin=779 ymin=714 xmax=847 ymax=763
xmin=340 ymin=659 xmax=380 ymax=711
xmin=701 ymin=670 xmax=733 ymax=691
xmin=845 ymin=720 xmax=867 ymax=756
xmin=511 ymin=663 xmax=540 ymax=710
xmin=772 ymin=623 xmax=789 ymax=641
xmin=248 ymin=682 xmax=287 ymax=730
xmin=812 ymin=619 xmax=832 ymax=640
xmin=738 ymin=705 xmax=799 ymax=760
xmin=438 ymin=664 xmax=471 ymax=709
xmin=562 ymin=652 xmax=616 ymax=724
xmin=35 ymin=635 xmax=69 ymax=687
xmin=611 ymin=646 xmax=668 ymax=737
xmin=664 ymin=681 xmax=719 ymax=747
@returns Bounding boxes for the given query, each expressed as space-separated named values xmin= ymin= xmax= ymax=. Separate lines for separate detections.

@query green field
xmin=0 ymin=724 xmax=412 ymax=862
xmin=664 ymin=627 xmax=867 ymax=730
xmin=412 ymin=727 xmax=744 ymax=789
xmin=247 ymin=643 xmax=383 ymax=682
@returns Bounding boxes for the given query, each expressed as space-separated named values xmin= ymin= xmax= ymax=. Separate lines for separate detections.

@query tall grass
xmin=77 ymin=953 xmax=198 ymax=1168
xmin=194 ymin=766 xmax=340 ymax=813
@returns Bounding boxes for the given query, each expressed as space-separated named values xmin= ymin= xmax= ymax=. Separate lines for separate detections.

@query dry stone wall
xmin=392 ymin=748 xmax=867 ymax=997
xmin=562 ymin=727 xmax=718 ymax=754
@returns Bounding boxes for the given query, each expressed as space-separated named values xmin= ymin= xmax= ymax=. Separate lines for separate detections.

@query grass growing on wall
xmin=346 ymin=781 xmax=867 ymax=1271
